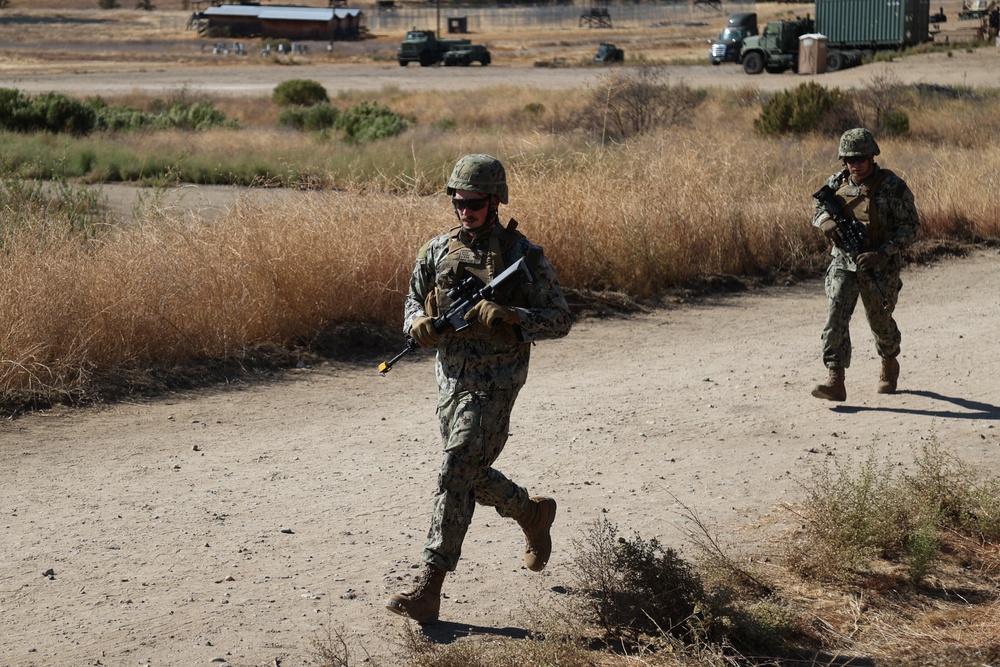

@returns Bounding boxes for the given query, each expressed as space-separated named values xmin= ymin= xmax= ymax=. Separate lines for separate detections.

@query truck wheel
xmin=419 ymin=51 xmax=434 ymax=67
xmin=826 ymin=50 xmax=844 ymax=72
xmin=742 ymin=52 xmax=764 ymax=75
xmin=398 ymin=60 xmax=408 ymax=66
xmin=481 ymin=54 xmax=491 ymax=65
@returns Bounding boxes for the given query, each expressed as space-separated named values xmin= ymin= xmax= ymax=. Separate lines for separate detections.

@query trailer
xmin=739 ymin=0 xmax=933 ymax=75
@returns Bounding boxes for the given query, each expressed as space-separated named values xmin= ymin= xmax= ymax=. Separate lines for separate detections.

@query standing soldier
xmin=385 ymin=154 xmax=573 ymax=624
xmin=812 ymin=128 xmax=920 ymax=402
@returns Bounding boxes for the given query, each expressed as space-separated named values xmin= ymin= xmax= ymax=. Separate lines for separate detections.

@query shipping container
xmin=816 ymin=0 xmax=931 ymax=49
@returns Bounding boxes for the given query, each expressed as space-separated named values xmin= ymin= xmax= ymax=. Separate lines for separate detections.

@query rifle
xmin=378 ymin=256 xmax=534 ymax=376
xmin=812 ymin=184 xmax=889 ymax=310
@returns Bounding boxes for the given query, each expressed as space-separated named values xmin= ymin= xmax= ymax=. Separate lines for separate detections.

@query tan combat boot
xmin=515 ymin=496 xmax=557 ymax=572
xmin=811 ymin=366 xmax=847 ymax=402
xmin=877 ymin=357 xmax=899 ymax=394
xmin=385 ymin=564 xmax=446 ymax=624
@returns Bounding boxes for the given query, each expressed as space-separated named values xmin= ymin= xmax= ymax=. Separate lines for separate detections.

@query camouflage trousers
xmin=422 ymin=388 xmax=530 ymax=573
xmin=821 ymin=258 xmax=903 ymax=369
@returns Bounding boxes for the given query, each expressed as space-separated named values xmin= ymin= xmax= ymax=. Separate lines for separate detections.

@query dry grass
xmin=0 ymin=187 xmax=438 ymax=405
xmin=3 ymin=90 xmax=1000 ymax=408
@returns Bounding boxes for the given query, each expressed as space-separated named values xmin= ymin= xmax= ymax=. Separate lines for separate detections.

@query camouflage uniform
xmin=404 ymin=219 xmax=572 ymax=573
xmin=812 ymin=130 xmax=920 ymax=370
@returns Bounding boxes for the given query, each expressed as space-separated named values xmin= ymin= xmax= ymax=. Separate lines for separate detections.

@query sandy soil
xmin=3 ymin=247 xmax=999 ymax=666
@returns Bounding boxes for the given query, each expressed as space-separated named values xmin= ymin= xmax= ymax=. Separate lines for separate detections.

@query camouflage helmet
xmin=446 ymin=154 xmax=508 ymax=204
xmin=838 ymin=128 xmax=880 ymax=159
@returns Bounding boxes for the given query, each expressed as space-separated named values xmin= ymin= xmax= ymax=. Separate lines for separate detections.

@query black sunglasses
xmin=452 ymin=197 xmax=491 ymax=211
xmin=843 ymin=156 xmax=870 ymax=164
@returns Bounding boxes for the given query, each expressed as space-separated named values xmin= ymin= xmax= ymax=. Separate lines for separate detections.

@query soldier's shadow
xmin=419 ymin=621 xmax=531 ymax=644
xmin=833 ymin=389 xmax=1000 ymax=420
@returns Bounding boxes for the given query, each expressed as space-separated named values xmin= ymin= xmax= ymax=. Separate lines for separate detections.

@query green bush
xmin=91 ymin=99 xmax=235 ymax=132
xmin=94 ymin=105 xmax=153 ymax=132
xmin=0 ymin=89 xmax=97 ymax=135
xmin=278 ymin=104 xmax=339 ymax=131
xmin=795 ymin=436 xmax=1000 ymax=583
xmin=754 ymin=82 xmax=844 ymax=136
xmin=272 ymin=79 xmax=329 ymax=107
xmin=333 ymin=101 xmax=412 ymax=143
xmin=882 ymin=109 xmax=910 ymax=136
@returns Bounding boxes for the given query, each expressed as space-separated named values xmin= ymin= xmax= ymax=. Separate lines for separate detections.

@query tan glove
xmin=856 ymin=251 xmax=886 ymax=272
xmin=818 ymin=215 xmax=843 ymax=247
xmin=464 ymin=301 xmax=520 ymax=328
xmin=410 ymin=316 xmax=440 ymax=347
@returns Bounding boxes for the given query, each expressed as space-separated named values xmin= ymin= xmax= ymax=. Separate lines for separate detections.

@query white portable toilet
xmin=798 ymin=33 xmax=828 ymax=74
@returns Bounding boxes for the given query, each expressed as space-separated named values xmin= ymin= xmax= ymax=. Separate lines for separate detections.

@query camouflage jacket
xmin=404 ymin=221 xmax=572 ymax=394
xmin=812 ymin=163 xmax=920 ymax=270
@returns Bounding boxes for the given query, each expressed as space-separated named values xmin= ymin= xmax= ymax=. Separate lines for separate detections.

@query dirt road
xmin=3 ymin=248 xmax=999 ymax=666
xmin=3 ymin=48 xmax=1000 ymax=97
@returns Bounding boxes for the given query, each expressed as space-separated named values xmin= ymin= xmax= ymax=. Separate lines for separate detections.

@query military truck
xmin=593 ymin=43 xmax=625 ymax=63
xmin=739 ymin=17 xmax=816 ymax=74
xmin=740 ymin=0 xmax=932 ymax=75
xmin=709 ymin=12 xmax=758 ymax=65
xmin=397 ymin=29 xmax=491 ymax=67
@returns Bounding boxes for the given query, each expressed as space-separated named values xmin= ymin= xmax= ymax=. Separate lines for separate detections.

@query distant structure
xmin=189 ymin=5 xmax=365 ymax=40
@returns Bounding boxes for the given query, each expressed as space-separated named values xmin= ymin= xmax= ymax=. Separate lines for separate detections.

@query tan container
xmin=798 ymin=33 xmax=828 ymax=74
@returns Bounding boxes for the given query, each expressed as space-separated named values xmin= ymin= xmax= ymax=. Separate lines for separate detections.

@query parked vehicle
xmin=442 ymin=44 xmax=491 ymax=66
xmin=740 ymin=0 xmax=932 ymax=75
xmin=739 ymin=17 xmax=815 ymax=74
xmin=397 ymin=29 xmax=491 ymax=67
xmin=593 ymin=42 xmax=625 ymax=63
xmin=709 ymin=12 xmax=758 ymax=65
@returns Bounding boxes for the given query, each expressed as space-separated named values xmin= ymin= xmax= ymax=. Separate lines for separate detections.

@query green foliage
xmin=434 ymin=118 xmax=458 ymax=132
xmin=272 ymin=79 xmax=330 ymax=107
xmin=0 ymin=89 xmax=97 ymax=135
xmin=524 ymin=102 xmax=545 ymax=115
xmin=333 ymin=101 xmax=412 ymax=143
xmin=796 ymin=436 xmax=1000 ymax=583
xmin=278 ymin=104 xmax=339 ymax=131
xmin=154 ymin=101 xmax=237 ymax=131
xmin=754 ymin=82 xmax=845 ymax=136
xmin=94 ymin=99 xmax=235 ymax=131
xmin=882 ymin=109 xmax=910 ymax=136
xmin=0 ymin=90 xmax=235 ymax=135
xmin=0 ymin=176 xmax=107 ymax=240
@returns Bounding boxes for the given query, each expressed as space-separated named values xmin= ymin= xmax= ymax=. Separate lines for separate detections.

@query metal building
xmin=193 ymin=5 xmax=365 ymax=40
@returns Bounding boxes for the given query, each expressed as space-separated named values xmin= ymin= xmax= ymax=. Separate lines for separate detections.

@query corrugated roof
xmin=202 ymin=5 xmax=262 ymax=17
xmin=259 ymin=7 xmax=333 ymax=20
xmin=202 ymin=5 xmax=362 ymax=20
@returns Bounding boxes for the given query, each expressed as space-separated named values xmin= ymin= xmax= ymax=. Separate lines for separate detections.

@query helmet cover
xmin=446 ymin=153 xmax=508 ymax=204
xmin=838 ymin=128 xmax=880 ymax=158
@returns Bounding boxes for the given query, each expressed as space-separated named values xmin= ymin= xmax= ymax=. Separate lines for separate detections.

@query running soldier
xmin=385 ymin=154 xmax=573 ymax=624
